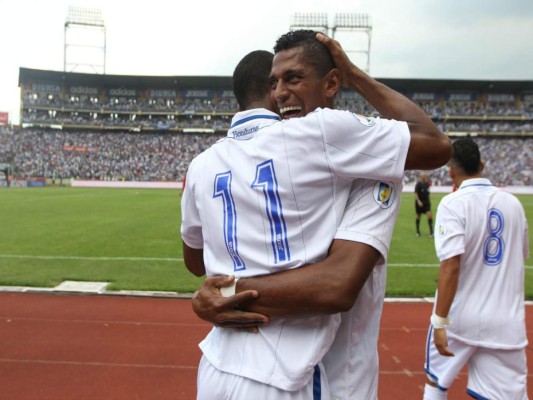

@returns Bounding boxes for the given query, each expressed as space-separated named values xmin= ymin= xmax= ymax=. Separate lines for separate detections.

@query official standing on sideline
xmin=415 ymin=172 xmax=433 ymax=237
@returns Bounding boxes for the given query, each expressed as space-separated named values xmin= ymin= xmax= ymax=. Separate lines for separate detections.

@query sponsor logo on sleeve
xmin=438 ymin=224 xmax=446 ymax=237
xmin=373 ymin=181 xmax=394 ymax=208
xmin=354 ymin=114 xmax=376 ymax=127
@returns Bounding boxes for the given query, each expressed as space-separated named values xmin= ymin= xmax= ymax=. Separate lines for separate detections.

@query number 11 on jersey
xmin=213 ymin=160 xmax=291 ymax=272
xmin=252 ymin=160 xmax=291 ymax=264
xmin=213 ymin=171 xmax=246 ymax=271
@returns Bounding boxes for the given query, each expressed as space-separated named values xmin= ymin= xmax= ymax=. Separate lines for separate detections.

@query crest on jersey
xmin=354 ymin=114 xmax=376 ymax=127
xmin=373 ymin=181 xmax=394 ymax=208
xmin=438 ymin=224 xmax=446 ymax=237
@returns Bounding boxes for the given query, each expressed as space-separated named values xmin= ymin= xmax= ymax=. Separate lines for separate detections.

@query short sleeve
xmin=317 ymin=109 xmax=410 ymax=183
xmin=180 ymin=162 xmax=204 ymax=249
xmin=434 ymin=200 xmax=465 ymax=261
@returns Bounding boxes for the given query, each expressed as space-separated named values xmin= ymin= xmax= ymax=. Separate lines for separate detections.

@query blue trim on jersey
xmin=313 ymin=365 xmax=321 ymax=400
xmin=424 ymin=325 xmax=448 ymax=392
xmin=424 ymin=367 xmax=448 ymax=392
xmin=230 ymin=114 xmax=280 ymax=128
xmin=466 ymin=388 xmax=490 ymax=399
xmin=425 ymin=325 xmax=433 ymax=376
xmin=460 ymin=183 xmax=493 ymax=189
xmin=425 ymin=325 xmax=432 ymax=365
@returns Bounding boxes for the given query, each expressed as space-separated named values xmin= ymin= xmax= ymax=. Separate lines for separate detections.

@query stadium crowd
xmin=0 ymin=126 xmax=223 ymax=181
xmin=0 ymin=125 xmax=531 ymax=186
xmin=22 ymin=91 xmax=533 ymax=135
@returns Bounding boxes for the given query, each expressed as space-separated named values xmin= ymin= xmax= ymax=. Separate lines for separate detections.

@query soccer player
xmin=415 ymin=172 xmax=433 ymax=237
xmin=423 ymin=138 xmax=529 ymax=400
xmin=189 ymin=32 xmax=438 ymax=400
xmin=182 ymin=32 xmax=449 ymax=399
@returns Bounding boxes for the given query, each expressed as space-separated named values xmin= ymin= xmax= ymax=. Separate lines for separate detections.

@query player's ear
xmin=323 ymin=68 xmax=340 ymax=99
xmin=479 ymin=161 xmax=485 ymax=173
xmin=448 ymin=165 xmax=456 ymax=180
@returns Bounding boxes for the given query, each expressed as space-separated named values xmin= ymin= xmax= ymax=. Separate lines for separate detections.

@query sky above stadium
xmin=1 ymin=0 xmax=533 ymax=124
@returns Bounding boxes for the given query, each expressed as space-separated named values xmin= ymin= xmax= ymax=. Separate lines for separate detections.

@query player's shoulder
xmin=306 ymin=107 xmax=383 ymax=136
xmin=495 ymin=189 xmax=524 ymax=208
xmin=188 ymin=141 xmax=221 ymax=170
xmin=312 ymin=107 xmax=373 ymax=122
xmin=439 ymin=189 xmax=466 ymax=208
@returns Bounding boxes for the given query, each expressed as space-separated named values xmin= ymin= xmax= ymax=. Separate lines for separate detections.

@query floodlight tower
xmin=290 ymin=12 xmax=372 ymax=74
xmin=64 ymin=6 xmax=106 ymax=74
xmin=332 ymin=13 xmax=372 ymax=74
xmin=290 ymin=13 xmax=329 ymax=35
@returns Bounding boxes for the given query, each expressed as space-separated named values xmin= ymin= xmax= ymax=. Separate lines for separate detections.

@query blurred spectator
xmin=405 ymin=137 xmax=532 ymax=186
xmin=0 ymin=126 xmax=530 ymax=185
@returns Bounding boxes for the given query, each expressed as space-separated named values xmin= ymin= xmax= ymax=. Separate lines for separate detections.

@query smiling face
xmin=269 ymin=46 xmax=339 ymax=119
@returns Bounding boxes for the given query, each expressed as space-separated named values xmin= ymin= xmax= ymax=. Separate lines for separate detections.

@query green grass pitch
xmin=1 ymin=187 xmax=532 ymax=297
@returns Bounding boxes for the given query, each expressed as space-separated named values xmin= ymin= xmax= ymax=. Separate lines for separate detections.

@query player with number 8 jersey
xmin=432 ymin=177 xmax=528 ymax=348
xmin=424 ymin=138 xmax=529 ymax=400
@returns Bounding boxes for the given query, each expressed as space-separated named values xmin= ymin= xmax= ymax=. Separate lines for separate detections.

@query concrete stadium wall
xmin=71 ymin=180 xmax=184 ymax=189
xmin=403 ymin=184 xmax=533 ymax=195
xmin=69 ymin=180 xmax=533 ymax=195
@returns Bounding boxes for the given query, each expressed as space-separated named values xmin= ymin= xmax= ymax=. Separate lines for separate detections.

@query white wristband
xmin=220 ymin=277 xmax=239 ymax=297
xmin=430 ymin=313 xmax=451 ymax=329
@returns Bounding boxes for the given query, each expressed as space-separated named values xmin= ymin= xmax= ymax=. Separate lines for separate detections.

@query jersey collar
xmin=459 ymin=177 xmax=493 ymax=190
xmin=228 ymin=108 xmax=281 ymax=140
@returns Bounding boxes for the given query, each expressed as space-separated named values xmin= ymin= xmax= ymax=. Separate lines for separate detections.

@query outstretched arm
xmin=316 ymin=33 xmax=452 ymax=171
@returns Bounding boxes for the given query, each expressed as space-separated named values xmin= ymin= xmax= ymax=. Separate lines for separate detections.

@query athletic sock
xmin=423 ymin=383 xmax=447 ymax=400
xmin=428 ymin=217 xmax=433 ymax=233
xmin=416 ymin=219 xmax=420 ymax=234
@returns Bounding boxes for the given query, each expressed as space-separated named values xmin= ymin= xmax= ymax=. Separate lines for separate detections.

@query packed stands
xmin=1 ymin=125 xmax=530 ymax=186
xmin=3 ymin=127 xmax=222 ymax=181
xmin=1 ymin=68 xmax=531 ymax=186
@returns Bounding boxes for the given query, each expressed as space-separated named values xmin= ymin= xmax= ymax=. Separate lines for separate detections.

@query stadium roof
xmin=378 ymin=78 xmax=533 ymax=94
xmin=19 ymin=68 xmax=233 ymax=91
xmin=19 ymin=67 xmax=533 ymax=94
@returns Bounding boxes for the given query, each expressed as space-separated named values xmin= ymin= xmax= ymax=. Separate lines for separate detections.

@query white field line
xmin=0 ymin=254 xmax=182 ymax=262
xmin=389 ymin=263 xmax=533 ymax=269
xmin=0 ymin=358 xmax=197 ymax=370
xmin=0 ymin=254 xmax=531 ymax=268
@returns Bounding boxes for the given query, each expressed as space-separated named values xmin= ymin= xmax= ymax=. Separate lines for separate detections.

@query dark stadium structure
xmin=18 ymin=67 xmax=533 ymax=136
xmin=0 ymin=67 xmax=530 ymax=185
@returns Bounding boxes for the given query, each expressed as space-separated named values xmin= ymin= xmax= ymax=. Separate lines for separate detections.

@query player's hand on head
xmin=433 ymin=327 xmax=454 ymax=357
xmin=191 ymin=275 xmax=269 ymax=330
xmin=315 ymin=32 xmax=358 ymax=85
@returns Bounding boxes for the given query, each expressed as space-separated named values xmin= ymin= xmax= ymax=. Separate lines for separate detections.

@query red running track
xmin=0 ymin=293 xmax=530 ymax=399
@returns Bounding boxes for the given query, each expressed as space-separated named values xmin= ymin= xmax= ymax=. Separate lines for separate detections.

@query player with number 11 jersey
xmin=181 ymin=106 xmax=409 ymax=392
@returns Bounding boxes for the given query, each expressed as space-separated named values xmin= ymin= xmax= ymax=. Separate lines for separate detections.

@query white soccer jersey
xmin=324 ymin=178 xmax=403 ymax=400
xmin=181 ymin=107 xmax=410 ymax=391
xmin=433 ymin=177 xmax=529 ymax=349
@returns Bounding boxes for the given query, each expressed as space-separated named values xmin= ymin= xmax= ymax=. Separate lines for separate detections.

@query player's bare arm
xmin=433 ymin=255 xmax=461 ymax=357
xmin=316 ymin=32 xmax=452 ymax=171
xmin=192 ymin=275 xmax=269 ymax=329
xmin=182 ymin=242 xmax=206 ymax=277
xmin=238 ymin=240 xmax=380 ymax=316
xmin=184 ymin=242 xmax=270 ymax=328
xmin=192 ymin=240 xmax=380 ymax=324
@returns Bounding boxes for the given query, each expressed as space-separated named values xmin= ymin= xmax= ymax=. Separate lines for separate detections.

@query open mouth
xmin=279 ymin=105 xmax=302 ymax=119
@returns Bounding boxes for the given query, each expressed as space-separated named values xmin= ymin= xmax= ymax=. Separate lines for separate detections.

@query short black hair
xmin=451 ymin=138 xmax=481 ymax=175
xmin=273 ymin=30 xmax=334 ymax=78
xmin=233 ymin=50 xmax=273 ymax=110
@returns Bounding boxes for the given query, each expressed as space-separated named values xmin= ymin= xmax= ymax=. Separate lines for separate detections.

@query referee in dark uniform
xmin=415 ymin=173 xmax=433 ymax=237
